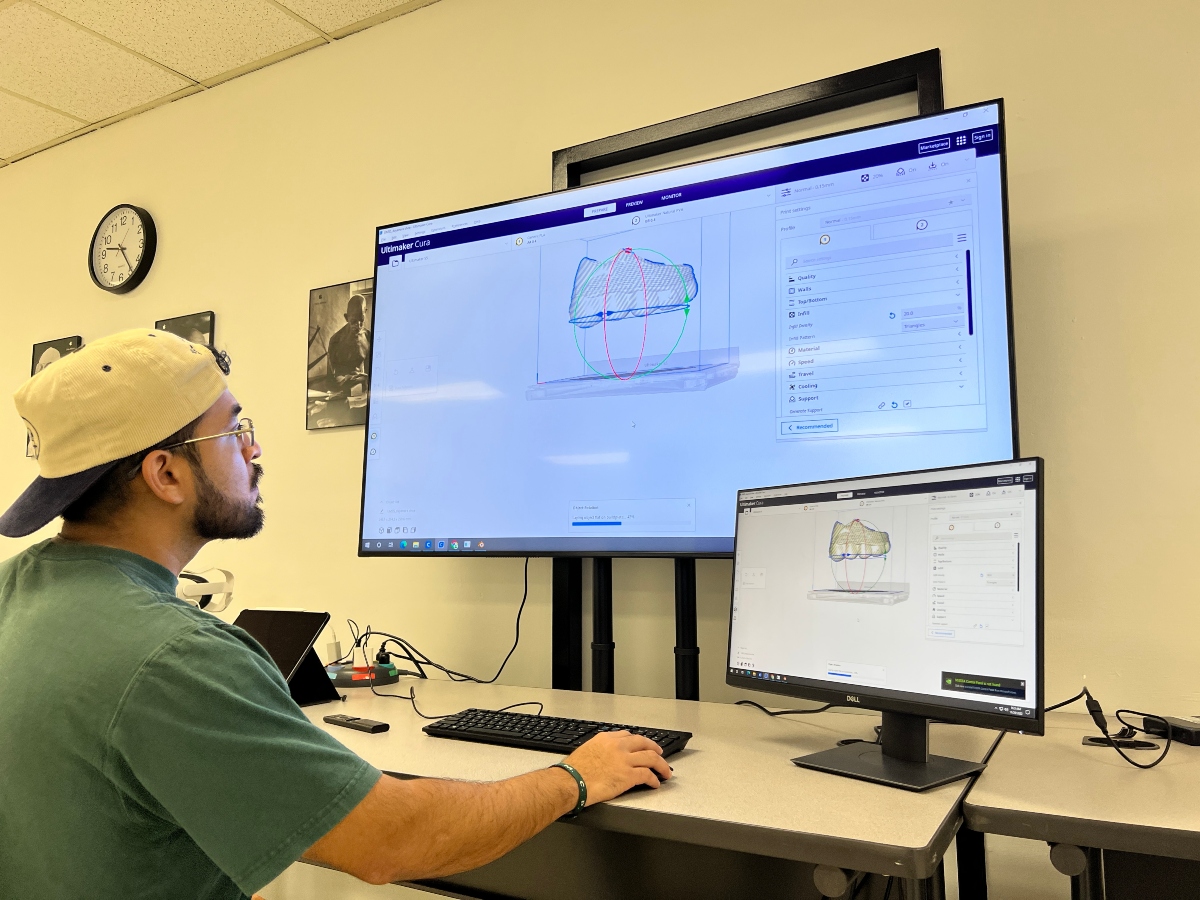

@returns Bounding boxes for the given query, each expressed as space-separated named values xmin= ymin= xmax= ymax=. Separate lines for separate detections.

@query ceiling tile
xmin=275 ymin=0 xmax=411 ymax=35
xmin=0 ymin=90 xmax=80 ymax=158
xmin=0 ymin=2 xmax=190 ymax=121
xmin=37 ymin=0 xmax=322 ymax=83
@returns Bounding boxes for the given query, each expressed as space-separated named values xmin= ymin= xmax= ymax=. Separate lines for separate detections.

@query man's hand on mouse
xmin=562 ymin=731 xmax=671 ymax=806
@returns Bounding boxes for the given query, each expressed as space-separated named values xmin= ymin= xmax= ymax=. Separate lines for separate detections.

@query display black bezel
xmin=358 ymin=99 xmax=1020 ymax=558
xmin=724 ymin=456 xmax=1044 ymax=735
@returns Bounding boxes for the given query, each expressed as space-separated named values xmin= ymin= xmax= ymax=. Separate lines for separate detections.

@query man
xmin=0 ymin=330 xmax=669 ymax=898
xmin=326 ymin=293 xmax=371 ymax=383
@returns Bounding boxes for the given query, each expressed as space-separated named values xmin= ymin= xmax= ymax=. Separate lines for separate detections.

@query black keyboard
xmin=423 ymin=708 xmax=692 ymax=757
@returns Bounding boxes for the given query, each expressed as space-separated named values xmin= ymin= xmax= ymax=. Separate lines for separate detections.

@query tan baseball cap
xmin=0 ymin=329 xmax=228 ymax=537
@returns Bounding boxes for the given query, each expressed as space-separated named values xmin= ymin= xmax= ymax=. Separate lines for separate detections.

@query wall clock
xmin=88 ymin=204 xmax=157 ymax=293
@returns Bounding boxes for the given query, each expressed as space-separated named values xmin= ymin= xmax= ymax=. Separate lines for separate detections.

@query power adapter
xmin=325 ymin=627 xmax=343 ymax=664
xmin=1142 ymin=716 xmax=1200 ymax=746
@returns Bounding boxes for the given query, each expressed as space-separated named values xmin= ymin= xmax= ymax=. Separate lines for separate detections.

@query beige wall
xmin=1 ymin=0 xmax=1197 ymax=726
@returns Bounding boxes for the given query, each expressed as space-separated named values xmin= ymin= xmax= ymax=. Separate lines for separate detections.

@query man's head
xmin=0 ymin=330 xmax=263 ymax=552
xmin=60 ymin=391 xmax=264 ymax=541
xmin=344 ymin=295 xmax=366 ymax=330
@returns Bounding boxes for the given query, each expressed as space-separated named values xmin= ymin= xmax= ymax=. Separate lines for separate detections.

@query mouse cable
xmin=1047 ymin=686 xmax=1173 ymax=769
xmin=735 ymin=699 xmax=836 ymax=717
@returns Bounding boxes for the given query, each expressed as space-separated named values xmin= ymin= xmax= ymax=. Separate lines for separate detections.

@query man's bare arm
xmin=303 ymin=731 xmax=670 ymax=885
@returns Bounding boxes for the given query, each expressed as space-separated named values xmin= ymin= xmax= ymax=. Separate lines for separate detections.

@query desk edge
xmin=385 ymin=769 xmax=967 ymax=878
xmin=964 ymin=801 xmax=1200 ymax=862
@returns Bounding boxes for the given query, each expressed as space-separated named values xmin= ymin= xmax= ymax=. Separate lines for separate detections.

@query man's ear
xmin=139 ymin=449 xmax=191 ymax=507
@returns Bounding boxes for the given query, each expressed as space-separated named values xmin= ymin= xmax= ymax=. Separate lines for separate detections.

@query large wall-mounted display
xmin=360 ymin=101 xmax=1018 ymax=556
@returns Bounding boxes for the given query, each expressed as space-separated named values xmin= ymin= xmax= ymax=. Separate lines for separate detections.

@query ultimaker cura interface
xmin=728 ymin=458 xmax=1042 ymax=727
xmin=361 ymin=102 xmax=1016 ymax=555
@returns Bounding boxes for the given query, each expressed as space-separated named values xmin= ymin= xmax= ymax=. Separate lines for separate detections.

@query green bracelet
xmin=550 ymin=762 xmax=587 ymax=816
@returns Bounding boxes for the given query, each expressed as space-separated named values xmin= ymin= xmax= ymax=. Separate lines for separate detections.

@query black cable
xmin=496 ymin=701 xmax=545 ymax=715
xmin=1111 ymin=708 xmax=1173 ymax=768
xmin=849 ymin=872 xmax=870 ymax=899
xmin=1048 ymin=687 xmax=1172 ymax=769
xmin=334 ymin=557 xmax=531 ymax=685
xmin=837 ymin=725 xmax=882 ymax=748
xmin=1046 ymin=688 xmax=1087 ymax=712
xmin=377 ymin=638 xmax=427 ymax=678
xmin=383 ymin=685 xmax=446 ymax=719
xmin=336 ymin=558 xmax=539 ymax=719
xmin=735 ymin=699 xmax=836 ymax=716
xmin=882 ymin=875 xmax=894 ymax=900
xmin=370 ymin=683 xmax=545 ymax=721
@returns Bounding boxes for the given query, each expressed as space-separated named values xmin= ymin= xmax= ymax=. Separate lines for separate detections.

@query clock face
xmin=89 ymin=205 xmax=156 ymax=293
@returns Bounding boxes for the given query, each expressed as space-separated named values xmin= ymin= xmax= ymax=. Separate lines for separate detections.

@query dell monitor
xmin=727 ymin=457 xmax=1043 ymax=790
xmin=360 ymin=100 xmax=1017 ymax=556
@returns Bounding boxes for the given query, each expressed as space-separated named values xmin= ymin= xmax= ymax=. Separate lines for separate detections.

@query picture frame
xmin=27 ymin=335 xmax=83 ymax=457
xmin=307 ymin=279 xmax=373 ymax=430
xmin=155 ymin=310 xmax=215 ymax=347
xmin=31 ymin=335 xmax=82 ymax=377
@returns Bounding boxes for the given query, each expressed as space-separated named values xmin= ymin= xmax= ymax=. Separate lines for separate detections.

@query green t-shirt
xmin=0 ymin=539 xmax=381 ymax=899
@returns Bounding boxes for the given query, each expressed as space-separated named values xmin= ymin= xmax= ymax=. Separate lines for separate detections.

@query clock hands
xmin=107 ymin=228 xmax=134 ymax=275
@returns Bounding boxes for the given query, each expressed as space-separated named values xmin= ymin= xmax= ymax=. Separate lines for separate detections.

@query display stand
xmin=551 ymin=558 xmax=582 ymax=691
xmin=591 ymin=558 xmax=615 ymax=693
xmin=549 ymin=50 xmax=945 ymax=700
xmin=792 ymin=710 xmax=985 ymax=792
xmin=674 ymin=558 xmax=700 ymax=701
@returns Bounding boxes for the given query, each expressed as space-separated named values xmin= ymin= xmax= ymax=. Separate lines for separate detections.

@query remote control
xmin=323 ymin=714 xmax=389 ymax=734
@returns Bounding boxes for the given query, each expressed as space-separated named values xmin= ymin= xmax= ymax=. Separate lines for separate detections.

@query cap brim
xmin=0 ymin=461 xmax=118 ymax=538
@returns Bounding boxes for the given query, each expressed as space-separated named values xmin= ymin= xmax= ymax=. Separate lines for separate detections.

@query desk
xmin=964 ymin=711 xmax=1200 ymax=899
xmin=306 ymin=680 xmax=999 ymax=900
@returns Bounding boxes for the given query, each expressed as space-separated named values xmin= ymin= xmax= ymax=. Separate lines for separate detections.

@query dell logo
xmin=846 ymin=695 xmax=860 ymax=704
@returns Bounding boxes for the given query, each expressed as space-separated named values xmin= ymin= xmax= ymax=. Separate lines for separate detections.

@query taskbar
xmin=359 ymin=535 xmax=734 ymax=556
xmin=728 ymin=666 xmax=1038 ymax=721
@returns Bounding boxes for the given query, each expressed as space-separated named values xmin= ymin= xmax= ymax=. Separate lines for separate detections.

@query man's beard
xmin=193 ymin=462 xmax=264 ymax=540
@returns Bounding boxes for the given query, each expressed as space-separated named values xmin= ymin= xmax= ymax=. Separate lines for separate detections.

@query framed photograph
xmin=307 ymin=278 xmax=373 ymax=430
xmin=31 ymin=335 xmax=82 ymax=377
xmin=155 ymin=311 xmax=215 ymax=346
xmin=28 ymin=335 xmax=83 ymax=457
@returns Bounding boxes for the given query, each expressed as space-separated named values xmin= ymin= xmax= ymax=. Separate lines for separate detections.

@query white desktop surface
xmin=306 ymin=679 xmax=1000 ymax=878
xmin=965 ymin=711 xmax=1200 ymax=860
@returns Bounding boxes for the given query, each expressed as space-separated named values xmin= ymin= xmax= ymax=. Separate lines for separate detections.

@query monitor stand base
xmin=792 ymin=743 xmax=985 ymax=791
xmin=792 ymin=711 xmax=986 ymax=791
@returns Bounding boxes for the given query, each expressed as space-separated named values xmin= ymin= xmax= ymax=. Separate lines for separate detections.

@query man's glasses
xmin=164 ymin=417 xmax=255 ymax=451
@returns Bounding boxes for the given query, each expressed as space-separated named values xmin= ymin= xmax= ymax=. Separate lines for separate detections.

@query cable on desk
xmin=369 ymin=683 xmax=546 ymax=721
xmin=735 ymin=699 xmax=892 ymax=749
xmin=735 ymin=699 xmax=836 ymax=717
xmin=1047 ymin=686 xmax=1173 ymax=769
xmin=835 ymin=725 xmax=882 ymax=748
